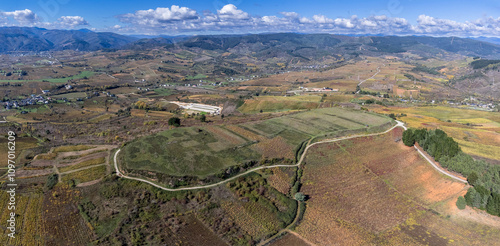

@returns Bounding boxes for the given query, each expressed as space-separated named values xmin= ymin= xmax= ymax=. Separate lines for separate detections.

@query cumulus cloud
xmin=280 ymin=12 xmax=300 ymax=19
xmin=412 ymin=15 xmax=500 ymax=36
xmin=0 ymin=9 xmax=91 ymax=29
xmin=118 ymin=5 xmax=199 ymax=26
xmin=2 ymin=9 xmax=39 ymax=25
xmin=110 ymin=4 xmax=500 ymax=36
xmin=312 ymin=15 xmax=334 ymax=24
xmin=217 ymin=4 xmax=249 ymax=20
xmin=58 ymin=16 xmax=88 ymax=27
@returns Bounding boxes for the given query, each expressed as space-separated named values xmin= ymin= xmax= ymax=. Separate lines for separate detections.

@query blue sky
xmin=0 ymin=0 xmax=499 ymax=36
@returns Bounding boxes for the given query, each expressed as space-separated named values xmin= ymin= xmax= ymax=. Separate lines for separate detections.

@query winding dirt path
xmin=113 ymin=120 xmax=466 ymax=191
xmin=356 ymin=66 xmax=381 ymax=94
xmin=114 ymin=121 xmax=404 ymax=191
xmin=398 ymin=123 xmax=467 ymax=183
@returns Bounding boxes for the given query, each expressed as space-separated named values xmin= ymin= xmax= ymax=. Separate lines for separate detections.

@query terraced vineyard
xmin=293 ymin=127 xmax=500 ymax=245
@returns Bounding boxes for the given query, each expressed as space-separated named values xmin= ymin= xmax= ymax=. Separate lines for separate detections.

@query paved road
xmin=113 ymin=121 xmax=405 ymax=191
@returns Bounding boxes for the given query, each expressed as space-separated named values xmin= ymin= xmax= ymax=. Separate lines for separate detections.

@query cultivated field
xmin=294 ymin=127 xmax=500 ymax=245
xmin=119 ymin=107 xmax=393 ymax=184
xmin=26 ymin=145 xmax=115 ymax=185
xmin=238 ymin=95 xmax=321 ymax=114
xmin=370 ymin=105 xmax=500 ymax=161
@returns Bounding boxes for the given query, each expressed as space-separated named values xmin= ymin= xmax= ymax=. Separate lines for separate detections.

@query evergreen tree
xmin=402 ymin=129 xmax=415 ymax=146
xmin=467 ymin=171 xmax=479 ymax=186
xmin=456 ymin=196 xmax=466 ymax=210
xmin=486 ymin=193 xmax=500 ymax=216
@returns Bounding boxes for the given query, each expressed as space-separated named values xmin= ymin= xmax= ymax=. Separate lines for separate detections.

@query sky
xmin=0 ymin=0 xmax=499 ymax=37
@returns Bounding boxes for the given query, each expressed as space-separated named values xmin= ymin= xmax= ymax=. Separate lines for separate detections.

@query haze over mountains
xmin=1 ymin=27 xmax=500 ymax=59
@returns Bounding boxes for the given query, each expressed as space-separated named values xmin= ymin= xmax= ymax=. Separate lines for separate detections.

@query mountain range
xmin=1 ymin=27 xmax=500 ymax=59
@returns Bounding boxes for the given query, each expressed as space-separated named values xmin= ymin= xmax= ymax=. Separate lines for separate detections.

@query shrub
xmin=168 ymin=117 xmax=181 ymax=127
xmin=456 ymin=196 xmax=466 ymax=210
xmin=45 ymin=174 xmax=59 ymax=190
xmin=294 ymin=192 xmax=306 ymax=202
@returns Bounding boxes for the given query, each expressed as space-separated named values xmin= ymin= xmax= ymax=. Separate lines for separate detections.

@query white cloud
xmin=313 ymin=15 xmax=334 ymax=24
xmin=280 ymin=12 xmax=300 ymax=19
xmin=118 ymin=5 xmax=199 ymax=26
xmin=334 ymin=18 xmax=355 ymax=28
xmin=0 ymin=9 xmax=91 ymax=29
xmin=298 ymin=17 xmax=314 ymax=24
xmin=217 ymin=4 xmax=250 ymax=20
xmin=414 ymin=15 xmax=481 ymax=36
xmin=2 ymin=9 xmax=38 ymax=25
xmin=58 ymin=16 xmax=88 ymax=27
xmin=110 ymin=5 xmax=500 ymax=36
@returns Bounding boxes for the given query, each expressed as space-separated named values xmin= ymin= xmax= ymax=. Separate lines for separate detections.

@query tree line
xmin=403 ymin=128 xmax=500 ymax=217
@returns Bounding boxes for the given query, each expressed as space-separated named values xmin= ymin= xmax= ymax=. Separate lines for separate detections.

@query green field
xmin=185 ymin=74 xmax=207 ymax=80
xmin=51 ymin=92 xmax=88 ymax=99
xmin=0 ymin=71 xmax=94 ymax=84
xmin=238 ymin=95 xmax=322 ymax=113
xmin=152 ymin=88 xmax=174 ymax=97
xmin=120 ymin=108 xmax=393 ymax=182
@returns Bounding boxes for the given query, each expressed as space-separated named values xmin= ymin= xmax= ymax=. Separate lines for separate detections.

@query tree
xmin=486 ymin=193 xmax=500 ymax=216
xmin=402 ymin=129 xmax=415 ymax=146
xmin=294 ymin=192 xmax=306 ymax=202
xmin=200 ymin=114 xmax=206 ymax=122
xmin=467 ymin=171 xmax=479 ymax=186
xmin=168 ymin=117 xmax=181 ymax=127
xmin=456 ymin=196 xmax=466 ymax=210
xmin=465 ymin=188 xmax=473 ymax=206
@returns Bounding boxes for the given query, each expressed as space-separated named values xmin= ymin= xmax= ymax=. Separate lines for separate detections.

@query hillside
xmin=0 ymin=27 xmax=137 ymax=52
xmin=3 ymin=28 xmax=500 ymax=60
xmin=174 ymin=33 xmax=500 ymax=60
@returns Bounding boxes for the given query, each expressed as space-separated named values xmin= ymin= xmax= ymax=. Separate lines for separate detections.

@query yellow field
xmin=53 ymin=145 xmax=94 ymax=153
xmin=61 ymin=165 xmax=107 ymax=183
xmin=238 ymin=95 xmax=321 ymax=113
xmin=0 ymin=137 xmax=39 ymax=167
xmin=369 ymin=105 xmax=500 ymax=161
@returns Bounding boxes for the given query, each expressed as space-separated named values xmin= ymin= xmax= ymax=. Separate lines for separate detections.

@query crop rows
xmin=53 ymin=145 xmax=94 ymax=153
xmin=21 ymin=193 xmax=44 ymax=246
xmin=224 ymin=125 xmax=267 ymax=141
xmin=267 ymin=167 xmax=293 ymax=194
xmin=59 ymin=157 xmax=106 ymax=173
xmin=6 ymin=195 xmax=30 ymax=245
xmin=221 ymin=201 xmax=267 ymax=239
xmin=61 ymin=165 xmax=107 ymax=183
xmin=205 ymin=126 xmax=247 ymax=145
xmin=253 ymin=136 xmax=295 ymax=160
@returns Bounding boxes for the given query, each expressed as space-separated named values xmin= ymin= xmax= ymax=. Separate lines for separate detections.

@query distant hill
xmin=471 ymin=37 xmax=500 ymax=46
xmin=367 ymin=36 xmax=500 ymax=57
xmin=175 ymin=33 xmax=500 ymax=59
xmin=123 ymin=37 xmax=173 ymax=50
xmin=0 ymin=27 xmax=137 ymax=52
xmin=1 ymin=28 xmax=500 ymax=59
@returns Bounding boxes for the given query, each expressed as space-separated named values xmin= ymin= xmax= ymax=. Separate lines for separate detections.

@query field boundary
xmin=114 ymin=120 xmax=467 ymax=191
xmin=113 ymin=121 xmax=404 ymax=191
